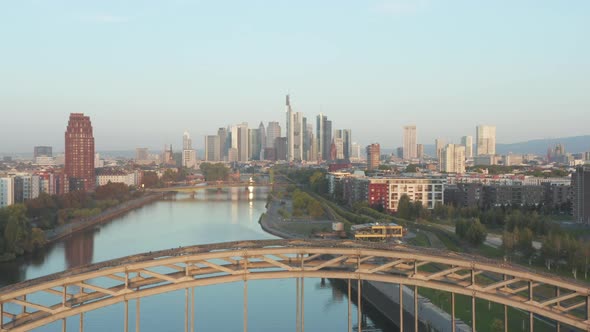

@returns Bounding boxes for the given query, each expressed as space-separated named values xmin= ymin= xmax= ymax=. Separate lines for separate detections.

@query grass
xmin=417 ymin=288 xmax=556 ymax=332
xmin=408 ymin=231 xmax=430 ymax=247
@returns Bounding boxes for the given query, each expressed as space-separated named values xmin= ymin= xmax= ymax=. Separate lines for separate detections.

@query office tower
xmin=231 ymin=123 xmax=249 ymax=162
xmin=182 ymin=130 xmax=197 ymax=168
xmin=183 ymin=130 xmax=192 ymax=150
xmin=304 ymin=123 xmax=314 ymax=161
xmin=94 ymin=153 xmax=104 ymax=168
xmin=351 ymin=142 xmax=361 ymax=161
xmin=34 ymin=146 xmax=52 ymax=158
xmin=316 ymin=114 xmax=332 ymax=161
xmin=258 ymin=122 xmax=266 ymax=160
xmin=248 ymin=128 xmax=261 ymax=161
xmin=291 ymin=112 xmax=304 ymax=161
xmin=476 ymin=125 xmax=496 ymax=156
xmin=461 ymin=136 xmax=473 ymax=159
xmin=217 ymin=127 xmax=228 ymax=161
xmin=275 ymin=137 xmax=288 ymax=161
xmin=65 ymin=113 xmax=95 ymax=191
xmin=309 ymin=135 xmax=318 ymax=162
xmin=266 ymin=122 xmax=281 ymax=149
xmin=417 ymin=144 xmax=424 ymax=160
xmin=396 ymin=147 xmax=403 ymax=159
xmin=435 ymin=138 xmax=446 ymax=162
xmin=440 ymin=144 xmax=466 ymax=173
xmin=285 ymin=95 xmax=294 ymax=161
xmin=403 ymin=125 xmax=417 ymax=160
xmin=205 ymin=135 xmax=221 ymax=161
xmin=573 ymin=165 xmax=590 ymax=224
xmin=163 ymin=145 xmax=175 ymax=166
xmin=334 ymin=138 xmax=344 ymax=160
xmin=366 ymin=143 xmax=380 ymax=171
xmin=343 ymin=129 xmax=352 ymax=161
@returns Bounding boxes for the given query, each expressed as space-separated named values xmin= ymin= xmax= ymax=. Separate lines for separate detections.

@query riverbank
xmin=44 ymin=192 xmax=164 ymax=243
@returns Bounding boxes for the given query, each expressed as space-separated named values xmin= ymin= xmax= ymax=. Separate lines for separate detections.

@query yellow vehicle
xmin=352 ymin=223 xmax=404 ymax=242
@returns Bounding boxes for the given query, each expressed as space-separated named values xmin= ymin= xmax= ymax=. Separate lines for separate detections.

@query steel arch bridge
xmin=1 ymin=239 xmax=589 ymax=332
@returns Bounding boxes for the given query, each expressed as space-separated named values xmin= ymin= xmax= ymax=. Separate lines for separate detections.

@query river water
xmin=0 ymin=188 xmax=393 ymax=331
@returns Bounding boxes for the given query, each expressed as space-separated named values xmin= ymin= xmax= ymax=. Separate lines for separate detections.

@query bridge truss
xmin=1 ymin=239 xmax=589 ymax=331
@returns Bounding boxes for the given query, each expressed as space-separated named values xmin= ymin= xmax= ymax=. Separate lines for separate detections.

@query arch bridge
xmin=1 ymin=239 xmax=589 ymax=332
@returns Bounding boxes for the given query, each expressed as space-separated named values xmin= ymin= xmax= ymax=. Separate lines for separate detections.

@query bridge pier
xmin=451 ymin=292 xmax=455 ymax=332
xmin=191 ymin=288 xmax=195 ymax=332
xmin=125 ymin=300 xmax=129 ymax=332
xmin=399 ymin=283 xmax=403 ymax=332
xmin=358 ymin=279 xmax=362 ymax=332
xmin=471 ymin=270 xmax=476 ymax=332
xmin=80 ymin=312 xmax=84 ymax=332
xmin=348 ymin=280 xmax=352 ymax=332
xmin=136 ymin=297 xmax=140 ymax=332
xmin=185 ymin=288 xmax=189 ymax=332
xmin=529 ymin=281 xmax=534 ymax=332
xmin=414 ymin=285 xmax=418 ymax=332
xmin=244 ymin=280 xmax=248 ymax=332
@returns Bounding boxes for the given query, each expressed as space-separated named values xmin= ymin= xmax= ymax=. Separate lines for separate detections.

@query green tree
xmin=466 ymin=219 xmax=487 ymax=246
xmin=3 ymin=205 xmax=30 ymax=255
xmin=397 ymin=195 xmax=412 ymax=220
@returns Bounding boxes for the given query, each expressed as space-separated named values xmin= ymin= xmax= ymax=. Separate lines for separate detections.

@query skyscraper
xmin=65 ymin=113 xmax=95 ymax=191
xmin=343 ymin=129 xmax=352 ymax=161
xmin=417 ymin=144 xmax=424 ymax=161
xmin=285 ymin=95 xmax=294 ymax=161
xmin=476 ymin=125 xmax=496 ymax=156
xmin=248 ymin=128 xmax=261 ymax=161
xmin=316 ymin=114 xmax=332 ymax=161
xmin=217 ymin=127 xmax=228 ymax=161
xmin=231 ymin=123 xmax=249 ymax=162
xmin=266 ymin=122 xmax=281 ymax=149
xmin=403 ymin=125 xmax=417 ymax=160
xmin=440 ymin=144 xmax=466 ymax=173
xmin=366 ymin=143 xmax=380 ymax=171
xmin=258 ymin=122 xmax=266 ymax=160
xmin=205 ymin=135 xmax=221 ymax=161
xmin=182 ymin=130 xmax=197 ymax=168
xmin=461 ymin=136 xmax=473 ymax=159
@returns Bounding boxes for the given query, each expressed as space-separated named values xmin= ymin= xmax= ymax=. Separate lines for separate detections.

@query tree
xmin=141 ymin=171 xmax=160 ymax=188
xmin=397 ymin=195 xmax=412 ymax=220
xmin=200 ymin=163 xmax=230 ymax=182
xmin=3 ymin=205 xmax=30 ymax=255
xmin=466 ymin=219 xmax=487 ymax=246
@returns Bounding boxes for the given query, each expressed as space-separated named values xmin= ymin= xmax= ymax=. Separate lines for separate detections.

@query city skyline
xmin=1 ymin=1 xmax=589 ymax=152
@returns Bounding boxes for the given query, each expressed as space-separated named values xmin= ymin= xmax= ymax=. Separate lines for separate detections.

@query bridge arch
xmin=1 ymin=239 xmax=589 ymax=331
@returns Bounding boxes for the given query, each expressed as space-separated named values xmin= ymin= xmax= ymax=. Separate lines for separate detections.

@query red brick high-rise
xmin=366 ymin=143 xmax=380 ymax=171
xmin=65 ymin=113 xmax=95 ymax=191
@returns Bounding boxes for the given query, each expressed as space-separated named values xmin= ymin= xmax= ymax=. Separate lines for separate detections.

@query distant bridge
xmin=1 ymin=239 xmax=589 ymax=332
xmin=148 ymin=182 xmax=284 ymax=193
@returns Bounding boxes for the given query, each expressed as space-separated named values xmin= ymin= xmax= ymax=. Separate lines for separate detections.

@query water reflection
xmin=65 ymin=231 xmax=94 ymax=268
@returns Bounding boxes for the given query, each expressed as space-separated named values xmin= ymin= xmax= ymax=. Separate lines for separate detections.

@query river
xmin=0 ymin=188 xmax=394 ymax=331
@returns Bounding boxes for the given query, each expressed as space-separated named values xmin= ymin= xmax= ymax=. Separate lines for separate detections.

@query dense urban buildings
xmin=476 ymin=125 xmax=496 ymax=156
xmin=402 ymin=125 xmax=417 ymax=160
xmin=573 ymin=165 xmax=590 ymax=224
xmin=64 ymin=113 xmax=95 ymax=192
xmin=182 ymin=130 xmax=197 ymax=168
xmin=33 ymin=146 xmax=52 ymax=158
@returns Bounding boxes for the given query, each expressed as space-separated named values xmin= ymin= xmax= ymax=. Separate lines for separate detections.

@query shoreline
xmin=44 ymin=192 xmax=164 ymax=244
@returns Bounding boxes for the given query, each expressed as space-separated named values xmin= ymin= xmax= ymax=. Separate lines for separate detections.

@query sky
xmin=0 ymin=0 xmax=589 ymax=152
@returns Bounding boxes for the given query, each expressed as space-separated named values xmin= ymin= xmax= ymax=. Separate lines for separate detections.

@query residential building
xmin=366 ymin=143 xmax=380 ymax=171
xmin=476 ymin=125 xmax=496 ymax=156
xmin=573 ymin=165 xmax=590 ymax=224
xmin=440 ymin=144 xmax=466 ymax=173
xmin=435 ymin=138 xmax=446 ymax=162
xmin=135 ymin=148 xmax=149 ymax=162
xmin=416 ymin=144 xmax=424 ymax=161
xmin=96 ymin=170 xmax=140 ymax=187
xmin=461 ymin=136 xmax=473 ymax=159
xmin=0 ymin=177 xmax=15 ymax=208
xmin=65 ymin=113 xmax=95 ymax=192
xmin=182 ymin=131 xmax=197 ymax=168
xmin=403 ymin=125 xmax=417 ymax=160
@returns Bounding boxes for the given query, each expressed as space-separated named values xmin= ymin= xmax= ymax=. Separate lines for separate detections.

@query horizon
xmin=1 ymin=1 xmax=589 ymax=151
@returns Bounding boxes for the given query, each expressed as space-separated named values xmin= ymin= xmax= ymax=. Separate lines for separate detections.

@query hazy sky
xmin=1 ymin=0 xmax=589 ymax=152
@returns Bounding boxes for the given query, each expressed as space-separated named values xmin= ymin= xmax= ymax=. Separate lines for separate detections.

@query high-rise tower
xmin=65 ymin=113 xmax=95 ymax=191
xmin=403 ymin=125 xmax=417 ymax=160
xmin=476 ymin=125 xmax=496 ymax=156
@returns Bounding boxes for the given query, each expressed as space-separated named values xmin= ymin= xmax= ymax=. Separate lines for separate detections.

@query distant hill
xmin=383 ymin=135 xmax=590 ymax=157
xmin=496 ymin=136 xmax=590 ymax=155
